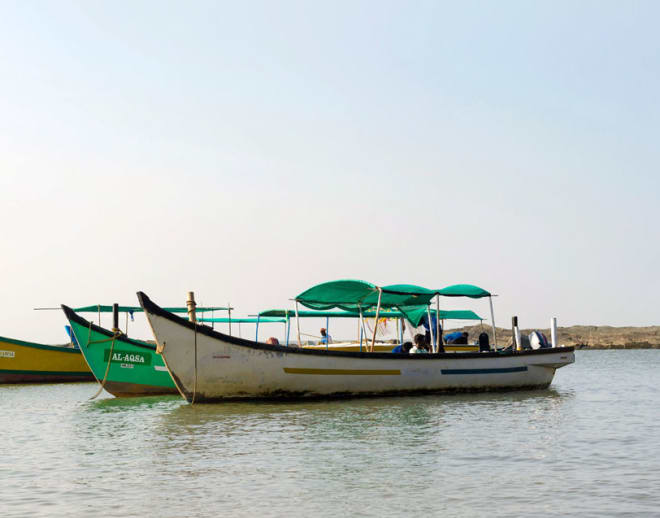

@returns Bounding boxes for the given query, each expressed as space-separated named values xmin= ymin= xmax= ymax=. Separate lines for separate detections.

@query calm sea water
xmin=1 ymin=350 xmax=659 ymax=517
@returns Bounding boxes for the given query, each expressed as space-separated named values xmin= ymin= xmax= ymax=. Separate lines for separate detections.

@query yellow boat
xmin=0 ymin=335 xmax=93 ymax=383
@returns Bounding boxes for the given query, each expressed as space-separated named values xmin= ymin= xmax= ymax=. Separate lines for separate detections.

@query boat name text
xmin=103 ymin=349 xmax=152 ymax=366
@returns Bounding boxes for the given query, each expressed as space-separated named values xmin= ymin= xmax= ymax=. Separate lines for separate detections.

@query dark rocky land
xmin=445 ymin=324 xmax=660 ymax=349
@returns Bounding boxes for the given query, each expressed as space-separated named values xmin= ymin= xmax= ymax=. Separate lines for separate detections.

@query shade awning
xmin=74 ymin=305 xmax=230 ymax=314
xmin=197 ymin=317 xmax=286 ymax=324
xmin=258 ymin=309 xmax=406 ymax=319
xmin=438 ymin=310 xmax=483 ymax=321
xmin=436 ymin=284 xmax=491 ymax=298
xmin=294 ymin=280 xmax=378 ymax=311
xmin=294 ymin=280 xmax=437 ymax=311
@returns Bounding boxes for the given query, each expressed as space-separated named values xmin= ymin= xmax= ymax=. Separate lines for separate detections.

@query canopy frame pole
xmin=435 ymin=295 xmax=441 ymax=353
xmin=295 ymin=301 xmax=302 ymax=347
xmin=255 ymin=315 xmax=261 ymax=342
xmin=228 ymin=303 xmax=232 ymax=336
xmin=98 ymin=305 xmax=101 ymax=326
xmin=489 ymin=295 xmax=497 ymax=350
xmin=370 ymin=288 xmax=382 ymax=352
xmin=426 ymin=306 xmax=434 ymax=352
xmin=326 ymin=316 xmax=329 ymax=351
xmin=125 ymin=312 xmax=129 ymax=335
xmin=285 ymin=313 xmax=290 ymax=347
xmin=359 ymin=305 xmax=367 ymax=352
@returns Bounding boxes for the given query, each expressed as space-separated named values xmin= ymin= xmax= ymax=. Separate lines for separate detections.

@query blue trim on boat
xmin=441 ymin=366 xmax=528 ymax=375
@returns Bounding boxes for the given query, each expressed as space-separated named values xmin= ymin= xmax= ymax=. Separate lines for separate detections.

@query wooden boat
xmin=138 ymin=284 xmax=575 ymax=403
xmin=62 ymin=305 xmax=178 ymax=397
xmin=0 ymin=335 xmax=93 ymax=383
xmin=61 ymin=303 xmax=231 ymax=397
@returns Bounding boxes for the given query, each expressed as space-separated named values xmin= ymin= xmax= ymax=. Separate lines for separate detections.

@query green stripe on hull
xmin=67 ymin=319 xmax=176 ymax=395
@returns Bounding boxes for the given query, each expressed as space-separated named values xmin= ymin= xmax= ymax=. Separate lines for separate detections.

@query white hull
xmin=139 ymin=293 xmax=575 ymax=402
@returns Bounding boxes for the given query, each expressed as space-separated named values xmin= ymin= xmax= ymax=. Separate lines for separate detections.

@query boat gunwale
xmin=61 ymin=304 xmax=157 ymax=351
xmin=0 ymin=334 xmax=83 ymax=354
xmin=137 ymin=291 xmax=575 ymax=360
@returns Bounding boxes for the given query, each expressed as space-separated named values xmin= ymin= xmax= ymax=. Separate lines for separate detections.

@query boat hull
xmin=138 ymin=292 xmax=575 ymax=403
xmin=63 ymin=305 xmax=177 ymax=397
xmin=0 ymin=336 xmax=94 ymax=384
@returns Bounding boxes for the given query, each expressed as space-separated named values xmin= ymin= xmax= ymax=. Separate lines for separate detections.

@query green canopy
xmin=379 ymin=284 xmax=437 ymax=306
xmin=74 ymin=305 xmax=230 ymax=314
xmin=436 ymin=284 xmax=491 ymax=298
xmin=294 ymin=280 xmax=378 ymax=311
xmin=295 ymin=280 xmax=436 ymax=311
xmin=197 ymin=317 xmax=285 ymax=324
xmin=258 ymin=307 xmax=481 ymax=327
xmin=439 ymin=310 xmax=482 ymax=320
xmin=258 ymin=309 xmax=406 ymax=319
xmin=294 ymin=280 xmax=489 ymax=327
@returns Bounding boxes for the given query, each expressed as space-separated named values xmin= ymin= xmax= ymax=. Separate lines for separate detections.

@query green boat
xmin=62 ymin=302 xmax=246 ymax=397
xmin=62 ymin=304 xmax=178 ymax=397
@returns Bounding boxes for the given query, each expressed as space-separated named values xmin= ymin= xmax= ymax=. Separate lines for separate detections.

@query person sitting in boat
xmin=421 ymin=313 xmax=443 ymax=346
xmin=444 ymin=331 xmax=462 ymax=344
xmin=445 ymin=331 xmax=469 ymax=345
xmin=320 ymin=328 xmax=333 ymax=344
xmin=410 ymin=334 xmax=428 ymax=354
xmin=266 ymin=337 xmax=279 ymax=345
xmin=391 ymin=341 xmax=413 ymax=353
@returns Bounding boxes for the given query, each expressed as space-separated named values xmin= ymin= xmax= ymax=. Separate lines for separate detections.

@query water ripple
xmin=1 ymin=350 xmax=659 ymax=517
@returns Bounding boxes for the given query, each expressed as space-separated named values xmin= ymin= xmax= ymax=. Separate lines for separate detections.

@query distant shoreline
xmin=442 ymin=324 xmax=660 ymax=350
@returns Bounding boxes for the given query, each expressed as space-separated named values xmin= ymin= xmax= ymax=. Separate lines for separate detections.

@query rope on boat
xmin=87 ymin=330 xmax=122 ymax=400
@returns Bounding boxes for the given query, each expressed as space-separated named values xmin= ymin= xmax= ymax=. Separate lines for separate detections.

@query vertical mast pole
xmin=112 ymin=303 xmax=119 ymax=333
xmin=512 ymin=316 xmax=521 ymax=351
xmin=359 ymin=306 xmax=367 ymax=351
xmin=295 ymin=301 xmax=302 ymax=347
xmin=436 ymin=295 xmax=441 ymax=352
xmin=370 ymin=288 xmax=382 ymax=352
xmin=187 ymin=292 xmax=197 ymax=323
xmin=489 ymin=296 xmax=497 ymax=350
xmin=285 ymin=312 xmax=290 ymax=347
xmin=426 ymin=306 xmax=434 ymax=352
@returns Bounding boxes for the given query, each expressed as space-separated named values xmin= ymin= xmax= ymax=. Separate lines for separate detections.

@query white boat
xmin=138 ymin=283 xmax=574 ymax=403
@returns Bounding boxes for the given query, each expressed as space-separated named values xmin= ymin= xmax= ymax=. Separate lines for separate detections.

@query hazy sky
xmin=1 ymin=1 xmax=659 ymax=343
